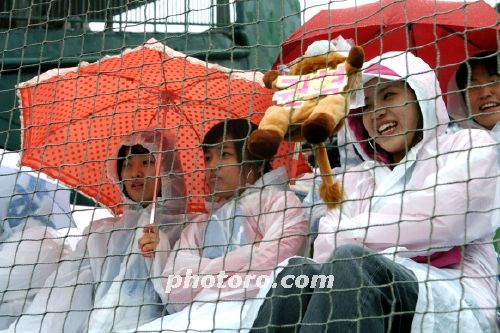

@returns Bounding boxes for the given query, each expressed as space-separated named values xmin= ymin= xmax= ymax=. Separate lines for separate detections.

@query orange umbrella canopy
xmin=18 ymin=39 xmax=309 ymax=214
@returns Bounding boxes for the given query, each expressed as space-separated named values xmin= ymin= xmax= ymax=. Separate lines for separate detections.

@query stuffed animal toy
xmin=248 ymin=40 xmax=364 ymax=208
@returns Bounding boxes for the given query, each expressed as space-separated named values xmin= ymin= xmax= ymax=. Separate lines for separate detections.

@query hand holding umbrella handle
xmin=138 ymin=224 xmax=160 ymax=258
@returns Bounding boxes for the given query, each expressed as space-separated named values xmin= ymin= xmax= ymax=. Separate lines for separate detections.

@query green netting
xmin=0 ymin=0 xmax=499 ymax=332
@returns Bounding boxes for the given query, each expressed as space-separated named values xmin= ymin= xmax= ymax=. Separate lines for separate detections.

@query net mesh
xmin=0 ymin=0 xmax=499 ymax=332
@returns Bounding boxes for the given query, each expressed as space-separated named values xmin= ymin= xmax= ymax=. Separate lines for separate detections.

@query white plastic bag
xmin=0 ymin=166 xmax=73 ymax=329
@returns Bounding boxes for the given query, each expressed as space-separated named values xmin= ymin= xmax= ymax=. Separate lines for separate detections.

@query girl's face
xmin=204 ymin=140 xmax=246 ymax=200
xmin=465 ymin=63 xmax=500 ymax=130
xmin=362 ymin=79 xmax=421 ymax=163
xmin=121 ymin=150 xmax=160 ymax=206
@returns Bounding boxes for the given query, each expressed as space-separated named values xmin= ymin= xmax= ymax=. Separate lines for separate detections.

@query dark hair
xmin=456 ymin=51 xmax=499 ymax=91
xmin=117 ymin=144 xmax=151 ymax=182
xmin=202 ymin=119 xmax=272 ymax=176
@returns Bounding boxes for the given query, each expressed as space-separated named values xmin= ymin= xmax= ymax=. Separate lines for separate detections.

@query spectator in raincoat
xmin=0 ymin=166 xmax=73 ymax=329
xmin=251 ymin=52 xmax=499 ymax=333
xmin=135 ymin=119 xmax=308 ymax=332
xmin=4 ymin=129 xmax=187 ymax=333
xmin=448 ymin=51 xmax=499 ymax=158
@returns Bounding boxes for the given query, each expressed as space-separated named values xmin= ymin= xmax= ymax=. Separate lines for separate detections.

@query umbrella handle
xmin=150 ymin=138 xmax=164 ymax=225
xmin=150 ymin=101 xmax=169 ymax=225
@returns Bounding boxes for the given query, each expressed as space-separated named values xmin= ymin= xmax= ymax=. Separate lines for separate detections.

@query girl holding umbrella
xmin=5 ymin=129 xmax=188 ymax=333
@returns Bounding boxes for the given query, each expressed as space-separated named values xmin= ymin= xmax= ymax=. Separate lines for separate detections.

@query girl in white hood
xmin=251 ymin=52 xmax=499 ymax=333
xmin=4 ymin=129 xmax=187 ymax=333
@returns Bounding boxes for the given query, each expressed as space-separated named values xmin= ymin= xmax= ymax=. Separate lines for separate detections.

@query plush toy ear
xmin=262 ymin=70 xmax=279 ymax=89
xmin=343 ymin=46 xmax=365 ymax=93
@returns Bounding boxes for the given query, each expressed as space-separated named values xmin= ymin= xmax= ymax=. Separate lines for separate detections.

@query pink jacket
xmin=151 ymin=167 xmax=308 ymax=313
xmin=314 ymin=52 xmax=499 ymax=326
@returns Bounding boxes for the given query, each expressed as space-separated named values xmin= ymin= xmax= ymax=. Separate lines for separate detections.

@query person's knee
xmin=288 ymin=257 xmax=315 ymax=266
xmin=285 ymin=257 xmax=320 ymax=276
xmin=328 ymin=244 xmax=369 ymax=261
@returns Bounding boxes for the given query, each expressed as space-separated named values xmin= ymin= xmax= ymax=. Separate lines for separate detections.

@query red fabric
xmin=18 ymin=43 xmax=310 ymax=215
xmin=276 ymin=0 xmax=499 ymax=96
xmin=412 ymin=246 xmax=462 ymax=268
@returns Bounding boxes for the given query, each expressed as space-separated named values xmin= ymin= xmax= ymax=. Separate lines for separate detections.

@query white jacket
xmin=314 ymin=52 xmax=499 ymax=332
xmin=150 ymin=167 xmax=308 ymax=314
xmin=4 ymin=129 xmax=187 ymax=333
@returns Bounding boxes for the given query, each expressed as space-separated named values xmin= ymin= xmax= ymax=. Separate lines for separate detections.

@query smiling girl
xmin=451 ymin=51 xmax=500 ymax=132
xmin=448 ymin=52 xmax=500 ymax=169
xmin=361 ymin=79 xmax=422 ymax=164
xmin=251 ymin=52 xmax=499 ymax=333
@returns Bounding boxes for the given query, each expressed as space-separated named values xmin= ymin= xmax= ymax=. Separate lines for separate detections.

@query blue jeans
xmin=251 ymin=245 xmax=419 ymax=333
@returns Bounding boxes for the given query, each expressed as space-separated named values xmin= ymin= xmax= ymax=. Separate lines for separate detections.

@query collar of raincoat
xmin=107 ymin=129 xmax=187 ymax=215
xmin=347 ymin=51 xmax=450 ymax=164
xmin=204 ymin=166 xmax=289 ymax=211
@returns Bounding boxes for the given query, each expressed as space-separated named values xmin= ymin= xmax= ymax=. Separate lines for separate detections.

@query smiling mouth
xmin=479 ymin=102 xmax=499 ymax=111
xmin=377 ymin=121 xmax=397 ymax=135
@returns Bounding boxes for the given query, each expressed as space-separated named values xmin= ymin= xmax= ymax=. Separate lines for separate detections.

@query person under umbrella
xmin=448 ymin=51 xmax=500 ymax=161
xmin=448 ymin=54 xmax=500 ymax=327
xmin=5 ymin=129 xmax=188 ymax=333
xmin=135 ymin=119 xmax=309 ymax=332
xmin=251 ymin=52 xmax=499 ymax=332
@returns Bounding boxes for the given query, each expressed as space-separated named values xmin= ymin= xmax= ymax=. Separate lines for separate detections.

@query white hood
xmin=347 ymin=51 xmax=450 ymax=163
xmin=107 ymin=128 xmax=187 ymax=215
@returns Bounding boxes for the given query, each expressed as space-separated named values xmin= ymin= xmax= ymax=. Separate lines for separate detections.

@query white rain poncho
xmin=4 ymin=129 xmax=187 ymax=333
xmin=131 ymin=166 xmax=308 ymax=332
xmin=314 ymin=52 xmax=500 ymax=332
xmin=0 ymin=166 xmax=73 ymax=329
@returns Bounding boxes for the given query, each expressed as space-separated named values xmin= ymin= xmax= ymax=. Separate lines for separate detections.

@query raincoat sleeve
xmin=152 ymin=188 xmax=308 ymax=313
xmin=315 ymin=130 xmax=499 ymax=260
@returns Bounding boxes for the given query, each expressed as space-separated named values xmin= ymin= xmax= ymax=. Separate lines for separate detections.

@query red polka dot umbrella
xmin=17 ymin=39 xmax=310 ymax=215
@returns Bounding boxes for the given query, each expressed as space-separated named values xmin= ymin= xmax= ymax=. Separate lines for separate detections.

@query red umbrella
xmin=18 ymin=39 xmax=309 ymax=214
xmin=277 ymin=0 xmax=499 ymax=95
